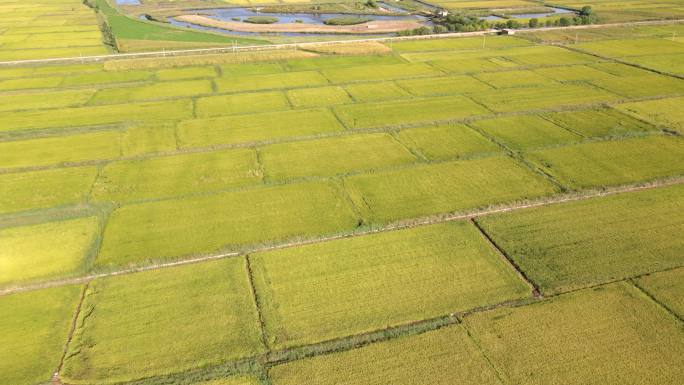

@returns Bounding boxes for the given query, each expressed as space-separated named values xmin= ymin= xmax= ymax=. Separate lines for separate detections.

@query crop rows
xmin=1 ymin=25 xmax=684 ymax=385
xmin=0 ymin=0 xmax=108 ymax=60
xmin=4 ymin=184 xmax=684 ymax=385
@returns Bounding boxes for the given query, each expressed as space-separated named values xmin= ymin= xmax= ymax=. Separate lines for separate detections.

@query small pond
xmin=480 ymin=6 xmax=574 ymax=21
xmin=168 ymin=6 xmax=431 ymax=37
xmin=116 ymin=0 xmax=141 ymax=5
xmin=185 ymin=7 xmax=427 ymax=25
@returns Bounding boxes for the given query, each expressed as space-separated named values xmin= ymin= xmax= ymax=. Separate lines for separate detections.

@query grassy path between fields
xmin=2 ymin=176 xmax=682 ymax=298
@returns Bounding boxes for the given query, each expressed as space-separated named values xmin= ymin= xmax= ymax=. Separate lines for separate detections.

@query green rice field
xmin=1 ymin=19 xmax=684 ymax=385
xmin=464 ymin=282 xmax=684 ymax=384
xmin=250 ymin=221 xmax=530 ymax=348
xmin=476 ymin=183 xmax=684 ymax=294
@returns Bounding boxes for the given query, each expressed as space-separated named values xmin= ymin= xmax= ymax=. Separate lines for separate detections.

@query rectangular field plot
xmin=60 ymin=70 xmax=153 ymax=87
xmin=89 ymin=80 xmax=213 ymax=104
xmin=195 ymin=91 xmax=290 ymax=118
xmin=333 ymin=95 xmax=491 ymax=129
xmin=475 ymin=70 xmax=557 ymax=89
xmin=543 ymin=108 xmax=657 ymax=138
xmin=62 ymin=259 xmax=264 ymax=384
xmin=0 ymin=285 xmax=83 ymax=385
xmin=589 ymin=74 xmax=684 ymax=98
xmin=0 ymin=48 xmax=107 ymax=63
xmin=214 ymin=71 xmax=328 ymax=93
xmin=321 ymin=63 xmax=442 ymax=83
xmin=396 ymin=75 xmax=492 ymax=96
xmin=589 ymin=62 xmax=653 ymax=77
xmin=285 ymin=55 xmax=402 ymax=71
xmin=251 ymin=221 xmax=530 ymax=348
xmin=0 ymin=130 xmax=121 ymax=170
xmin=395 ymin=124 xmax=500 ymax=161
xmin=623 ymin=53 xmax=684 ymax=75
xmin=465 ymin=283 xmax=684 ymax=385
xmin=261 ymin=133 xmax=416 ymax=180
xmin=389 ymin=35 xmax=530 ymax=52
xmin=525 ymin=135 xmax=684 ymax=189
xmin=0 ymin=166 xmax=97 ymax=214
xmin=269 ymin=324 xmax=501 ymax=385
xmin=469 ymin=84 xmax=619 ymax=113
xmin=96 ymin=181 xmax=359 ymax=267
xmin=505 ymin=48 xmax=600 ymax=67
xmin=0 ymin=88 xmax=95 ymax=112
xmin=155 ymin=66 xmax=218 ymax=81
xmin=177 ymin=108 xmax=344 ymax=148
xmin=636 ymin=268 xmax=684 ymax=319
xmin=428 ymin=57 xmax=515 ymax=73
xmin=616 ymin=96 xmax=684 ymax=134
xmin=345 ymin=156 xmax=557 ymax=224
xmin=470 ymin=115 xmax=581 ymax=150
xmin=0 ymin=217 xmax=98 ymax=286
xmin=476 ymin=183 xmax=684 ymax=294
xmin=532 ymin=65 xmax=618 ymax=82
xmin=220 ymin=62 xmax=285 ymax=76
xmin=91 ymin=149 xmax=260 ymax=203
xmin=286 ymin=86 xmax=351 ymax=107
xmin=343 ymin=81 xmax=411 ymax=102
xmin=404 ymin=46 xmax=596 ymax=67
xmin=0 ymin=76 xmax=62 ymax=91
xmin=575 ymin=38 xmax=684 ymax=57
xmin=0 ymin=100 xmax=193 ymax=132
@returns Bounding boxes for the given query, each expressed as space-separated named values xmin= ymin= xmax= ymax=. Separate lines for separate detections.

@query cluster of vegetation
xmin=398 ymin=13 xmax=488 ymax=36
xmin=243 ymin=16 xmax=279 ymax=24
xmin=400 ymin=6 xmax=597 ymax=35
xmin=440 ymin=14 xmax=489 ymax=32
xmin=324 ymin=16 xmax=372 ymax=26
xmin=495 ymin=6 xmax=597 ymax=29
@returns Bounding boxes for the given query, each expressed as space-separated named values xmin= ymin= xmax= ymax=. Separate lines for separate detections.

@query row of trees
xmin=490 ymin=5 xmax=597 ymax=29
xmin=399 ymin=6 xmax=596 ymax=36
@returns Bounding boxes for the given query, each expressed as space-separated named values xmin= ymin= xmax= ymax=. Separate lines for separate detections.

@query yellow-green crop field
xmin=1 ymin=20 xmax=684 ymax=385
xmin=0 ymin=0 xmax=108 ymax=60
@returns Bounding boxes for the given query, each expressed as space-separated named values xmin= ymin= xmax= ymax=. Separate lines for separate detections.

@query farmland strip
xmin=1 ymin=177 xmax=681 ymax=297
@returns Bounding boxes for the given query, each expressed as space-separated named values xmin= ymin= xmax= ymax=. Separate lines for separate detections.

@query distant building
xmin=499 ymin=29 xmax=516 ymax=35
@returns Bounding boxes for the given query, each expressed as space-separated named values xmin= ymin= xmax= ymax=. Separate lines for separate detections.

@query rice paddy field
xmin=1 ymin=16 xmax=684 ymax=385
xmin=0 ymin=0 xmax=109 ymax=60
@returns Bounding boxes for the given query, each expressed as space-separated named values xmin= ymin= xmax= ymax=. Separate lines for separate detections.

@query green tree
xmin=559 ymin=17 xmax=571 ymax=26
xmin=528 ymin=18 xmax=539 ymax=28
xmin=580 ymin=6 xmax=593 ymax=16
xmin=433 ymin=25 xmax=448 ymax=34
